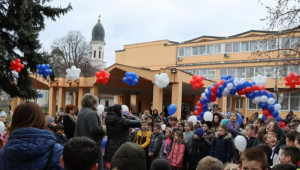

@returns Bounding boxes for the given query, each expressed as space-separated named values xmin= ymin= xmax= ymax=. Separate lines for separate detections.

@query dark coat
xmin=188 ymin=138 xmax=210 ymax=170
xmin=63 ymin=114 xmax=76 ymax=139
xmin=0 ymin=127 xmax=64 ymax=170
xmin=148 ymin=132 xmax=164 ymax=155
xmin=246 ymin=136 xmax=256 ymax=148
xmin=105 ymin=112 xmax=141 ymax=162
xmin=54 ymin=133 xmax=68 ymax=146
xmin=111 ymin=142 xmax=146 ymax=170
xmin=286 ymin=114 xmax=293 ymax=123
xmin=203 ymin=129 xmax=215 ymax=146
xmin=210 ymin=132 xmax=232 ymax=164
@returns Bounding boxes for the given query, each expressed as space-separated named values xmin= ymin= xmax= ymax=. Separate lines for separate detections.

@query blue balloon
xmin=201 ymin=111 xmax=205 ymax=116
xmin=237 ymin=113 xmax=242 ymax=125
xmin=102 ymin=138 xmax=107 ymax=149
xmin=218 ymin=85 xmax=224 ymax=91
xmin=127 ymin=76 xmax=133 ymax=82
xmin=133 ymin=79 xmax=138 ymax=85
xmin=271 ymin=110 xmax=279 ymax=117
xmin=267 ymin=105 xmax=274 ymax=112
xmin=125 ymin=72 xmax=130 ymax=77
xmin=246 ymin=93 xmax=250 ymax=98
xmin=45 ymin=64 xmax=50 ymax=69
xmin=216 ymin=90 xmax=221 ymax=95
xmin=243 ymin=81 xmax=250 ymax=88
xmin=197 ymin=115 xmax=202 ymax=121
xmin=195 ymin=106 xmax=198 ymax=110
xmin=213 ymin=83 xmax=216 ymax=86
xmin=43 ymin=73 xmax=48 ymax=78
xmin=38 ymin=70 xmax=43 ymax=75
xmin=205 ymin=92 xmax=210 ymax=98
xmin=208 ymin=87 xmax=211 ymax=92
xmin=249 ymin=93 xmax=255 ymax=99
xmin=205 ymin=98 xmax=211 ymax=103
xmin=250 ymin=82 xmax=256 ymax=86
xmin=236 ymin=84 xmax=243 ymax=90
xmin=253 ymin=90 xmax=260 ymax=97
xmin=262 ymin=115 xmax=267 ymax=121
xmin=136 ymin=76 xmax=139 ymax=80
xmin=267 ymin=93 xmax=274 ymax=98
xmin=275 ymin=116 xmax=282 ymax=122
xmin=275 ymin=99 xmax=278 ymax=104
xmin=36 ymin=64 xmax=41 ymax=69
xmin=223 ymin=81 xmax=228 ymax=87
xmin=168 ymin=104 xmax=177 ymax=116
xmin=217 ymin=93 xmax=223 ymax=98
xmin=38 ymin=94 xmax=43 ymax=98
xmin=200 ymin=99 xmax=206 ymax=104
xmin=230 ymin=89 xmax=236 ymax=95
xmin=230 ymin=78 xmax=235 ymax=83
xmin=122 ymin=77 xmax=127 ymax=83
xmin=221 ymin=76 xmax=226 ymax=80
xmin=260 ymin=90 xmax=267 ymax=96
xmin=41 ymin=64 xmax=46 ymax=70
xmin=202 ymin=103 xmax=208 ymax=109
xmin=260 ymin=102 xmax=268 ymax=109
xmin=48 ymin=69 xmax=52 ymax=74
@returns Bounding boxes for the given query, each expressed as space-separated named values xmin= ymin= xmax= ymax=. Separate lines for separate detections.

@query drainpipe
xmin=175 ymin=43 xmax=178 ymax=67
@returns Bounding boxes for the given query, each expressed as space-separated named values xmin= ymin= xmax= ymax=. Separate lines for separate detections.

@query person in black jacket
xmin=286 ymin=110 xmax=294 ymax=123
xmin=245 ymin=124 xmax=256 ymax=148
xmin=188 ymin=128 xmax=210 ymax=170
xmin=54 ymin=124 xmax=68 ymax=145
xmin=63 ymin=104 xmax=77 ymax=139
xmin=105 ymin=104 xmax=141 ymax=168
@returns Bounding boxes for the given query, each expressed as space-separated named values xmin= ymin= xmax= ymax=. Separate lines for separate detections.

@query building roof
xmin=91 ymin=18 xmax=105 ymax=42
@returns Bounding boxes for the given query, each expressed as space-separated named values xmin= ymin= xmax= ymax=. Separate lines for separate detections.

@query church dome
xmin=91 ymin=17 xmax=105 ymax=42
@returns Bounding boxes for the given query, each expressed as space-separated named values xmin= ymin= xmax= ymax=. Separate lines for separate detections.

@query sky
xmin=39 ymin=0 xmax=277 ymax=67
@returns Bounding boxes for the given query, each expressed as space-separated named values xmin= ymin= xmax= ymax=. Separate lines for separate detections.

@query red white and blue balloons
xmin=122 ymin=72 xmax=139 ymax=86
xmin=37 ymin=64 xmax=53 ymax=78
xmin=10 ymin=59 xmax=25 ymax=72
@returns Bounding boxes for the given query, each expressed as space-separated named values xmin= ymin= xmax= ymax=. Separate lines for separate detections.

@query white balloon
xmin=66 ymin=68 xmax=71 ymax=74
xmin=267 ymin=98 xmax=276 ymax=105
xmin=224 ymin=88 xmax=230 ymax=93
xmin=251 ymin=77 xmax=257 ymax=82
xmin=208 ymin=102 xmax=214 ymax=107
xmin=274 ymin=104 xmax=282 ymax=110
xmin=122 ymin=105 xmax=129 ymax=115
xmin=155 ymin=74 xmax=160 ymax=80
xmin=0 ymin=121 xmax=5 ymax=134
xmin=257 ymin=75 xmax=263 ymax=79
xmin=71 ymin=65 xmax=76 ymax=70
xmin=258 ymin=115 xmax=263 ymax=118
xmin=205 ymin=89 xmax=209 ymax=93
xmin=254 ymin=97 xmax=261 ymax=104
xmin=252 ymin=99 xmax=257 ymax=104
xmin=240 ymin=78 xmax=246 ymax=84
xmin=233 ymin=79 xmax=240 ymax=86
xmin=161 ymin=124 xmax=166 ymax=131
xmin=263 ymin=76 xmax=268 ymax=81
xmin=204 ymin=111 xmax=213 ymax=121
xmin=188 ymin=116 xmax=198 ymax=126
xmin=227 ymin=83 xmax=233 ymax=89
xmin=97 ymin=105 xmax=104 ymax=116
xmin=234 ymin=135 xmax=247 ymax=152
xmin=154 ymin=73 xmax=169 ymax=89
xmin=201 ymin=93 xmax=207 ymax=99
xmin=261 ymin=95 xmax=268 ymax=102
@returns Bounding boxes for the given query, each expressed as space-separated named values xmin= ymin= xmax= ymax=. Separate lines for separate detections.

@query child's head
xmin=55 ymin=124 xmax=65 ymax=134
xmin=184 ymin=122 xmax=193 ymax=132
xmin=286 ymin=131 xmax=300 ymax=146
xmin=178 ymin=122 xmax=185 ymax=132
xmin=159 ymin=112 xmax=165 ymax=120
xmin=240 ymin=148 xmax=268 ymax=170
xmin=265 ymin=120 xmax=279 ymax=134
xmin=196 ymin=156 xmax=223 ymax=170
xmin=217 ymin=125 xmax=228 ymax=136
xmin=255 ymin=118 xmax=265 ymax=128
xmin=220 ymin=119 xmax=228 ymax=126
xmin=255 ymin=144 xmax=272 ymax=163
xmin=246 ymin=124 xmax=255 ymax=137
xmin=224 ymin=163 xmax=239 ymax=170
xmin=141 ymin=120 xmax=147 ymax=131
xmin=263 ymin=132 xmax=278 ymax=147
xmin=295 ymin=134 xmax=300 ymax=149
xmin=0 ymin=111 xmax=6 ymax=122
xmin=202 ymin=121 xmax=212 ymax=131
xmin=153 ymin=123 xmax=161 ymax=134
xmin=193 ymin=124 xmax=201 ymax=130
xmin=61 ymin=137 xmax=99 ymax=170
xmin=147 ymin=116 xmax=153 ymax=125
xmin=272 ymin=164 xmax=296 ymax=170
xmin=175 ymin=131 xmax=183 ymax=141
xmin=280 ymin=146 xmax=300 ymax=166
xmin=144 ymin=110 xmax=150 ymax=116
xmin=213 ymin=113 xmax=221 ymax=124
xmin=165 ymin=128 xmax=173 ymax=139
xmin=230 ymin=112 xmax=238 ymax=122
xmin=194 ymin=128 xmax=204 ymax=140
xmin=170 ymin=116 xmax=178 ymax=126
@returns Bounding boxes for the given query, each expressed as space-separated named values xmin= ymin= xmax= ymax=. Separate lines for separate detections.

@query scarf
xmin=68 ymin=114 xmax=77 ymax=124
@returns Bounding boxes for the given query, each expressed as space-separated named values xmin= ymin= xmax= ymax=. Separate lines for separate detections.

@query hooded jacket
xmin=210 ymin=132 xmax=232 ymax=164
xmin=168 ymin=138 xmax=187 ymax=168
xmin=0 ymin=127 xmax=64 ymax=170
xmin=105 ymin=111 xmax=141 ymax=162
xmin=148 ymin=132 xmax=164 ymax=155
xmin=203 ymin=129 xmax=215 ymax=146
xmin=188 ymin=137 xmax=210 ymax=170
xmin=111 ymin=142 xmax=146 ymax=170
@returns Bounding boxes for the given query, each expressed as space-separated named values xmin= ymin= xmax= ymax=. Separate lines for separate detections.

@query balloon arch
xmin=194 ymin=75 xmax=282 ymax=123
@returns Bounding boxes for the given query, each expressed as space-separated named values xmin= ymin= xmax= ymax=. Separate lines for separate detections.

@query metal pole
xmin=34 ymin=72 xmax=38 ymax=103
xmin=275 ymin=31 xmax=280 ymax=99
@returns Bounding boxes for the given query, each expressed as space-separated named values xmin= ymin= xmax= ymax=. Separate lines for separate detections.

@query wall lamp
xmin=171 ymin=68 xmax=177 ymax=74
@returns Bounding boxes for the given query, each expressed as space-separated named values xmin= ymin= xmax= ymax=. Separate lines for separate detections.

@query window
xmin=268 ymin=39 xmax=276 ymax=50
xmin=278 ymin=66 xmax=288 ymax=77
xmin=241 ymin=42 xmax=249 ymax=51
xmin=225 ymin=44 xmax=232 ymax=53
xmin=291 ymin=37 xmax=299 ymax=48
xmin=219 ymin=68 xmax=228 ymax=79
xmin=290 ymin=92 xmax=300 ymax=111
xmin=233 ymin=43 xmax=240 ymax=52
xmin=259 ymin=41 xmax=268 ymax=51
xmin=248 ymin=99 xmax=259 ymax=110
xmin=255 ymin=67 xmax=264 ymax=76
xmin=99 ymin=51 xmax=101 ymax=58
xmin=237 ymin=67 xmax=246 ymax=78
xmin=236 ymin=98 xmax=242 ymax=109
xmin=192 ymin=46 xmax=199 ymax=55
xmin=264 ymin=67 xmax=275 ymax=77
xmin=278 ymin=93 xmax=289 ymax=110
xmin=207 ymin=45 xmax=213 ymax=54
xmin=246 ymin=67 xmax=254 ymax=78
xmin=282 ymin=38 xmax=290 ymax=49
xmin=185 ymin=47 xmax=191 ymax=56
xmin=214 ymin=44 xmax=221 ymax=53
xmin=94 ymin=50 xmax=96 ymax=58
xmin=227 ymin=97 xmax=232 ymax=108
xmin=208 ymin=69 xmax=216 ymax=79
xmin=199 ymin=69 xmax=207 ymax=78
xmin=178 ymin=48 xmax=184 ymax=56
xmin=199 ymin=46 xmax=206 ymax=55
xmin=250 ymin=41 xmax=258 ymax=51
xmin=228 ymin=68 xmax=236 ymax=78
xmin=105 ymin=100 xmax=109 ymax=108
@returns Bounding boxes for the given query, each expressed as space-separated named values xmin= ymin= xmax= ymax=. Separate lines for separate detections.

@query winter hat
xmin=203 ymin=121 xmax=212 ymax=129
xmin=46 ymin=116 xmax=55 ymax=126
xmin=0 ymin=111 xmax=6 ymax=118
xmin=194 ymin=128 xmax=204 ymax=138
xmin=221 ymin=119 xmax=228 ymax=126
xmin=150 ymin=158 xmax=171 ymax=170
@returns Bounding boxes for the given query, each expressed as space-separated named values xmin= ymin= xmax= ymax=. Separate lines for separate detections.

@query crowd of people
xmin=1 ymin=95 xmax=300 ymax=170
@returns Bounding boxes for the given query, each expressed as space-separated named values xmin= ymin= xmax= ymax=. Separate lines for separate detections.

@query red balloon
xmin=95 ymin=72 xmax=101 ymax=77
xmin=263 ymin=110 xmax=271 ymax=117
xmin=251 ymin=85 xmax=258 ymax=91
xmin=196 ymin=77 xmax=202 ymax=83
xmin=240 ymin=89 xmax=245 ymax=95
xmin=199 ymin=76 xmax=204 ymax=81
xmin=15 ymin=68 xmax=21 ymax=72
xmin=190 ymin=79 xmax=195 ymax=85
xmin=10 ymin=61 xmax=16 ymax=67
xmin=193 ymin=86 xmax=198 ymax=90
xmin=192 ymin=75 xmax=198 ymax=80
xmin=220 ymin=80 xmax=225 ymax=85
xmin=199 ymin=82 xmax=204 ymax=87
xmin=10 ymin=67 xmax=14 ymax=71
xmin=102 ymin=80 xmax=108 ymax=84
xmin=16 ymin=63 xmax=22 ymax=68
xmin=100 ymin=69 xmax=106 ymax=76
xmin=211 ymin=96 xmax=216 ymax=102
xmin=211 ymin=93 xmax=216 ymax=98
xmin=197 ymin=101 xmax=201 ymax=106
xmin=296 ymin=81 xmax=300 ymax=85
xmin=245 ymin=87 xmax=252 ymax=93
xmin=259 ymin=86 xmax=266 ymax=91
xmin=293 ymin=74 xmax=300 ymax=80
xmin=215 ymin=83 xmax=220 ymax=88
xmin=267 ymin=115 xmax=274 ymax=120
xmin=285 ymin=81 xmax=290 ymax=86
xmin=291 ymin=84 xmax=296 ymax=89
xmin=15 ymin=59 xmax=21 ymax=63
xmin=289 ymin=72 xmax=295 ymax=77
xmin=106 ymin=73 xmax=110 ymax=77
xmin=20 ymin=64 xmax=24 ymax=69
xmin=104 ymin=75 xmax=109 ymax=80
xmin=211 ymin=86 xmax=217 ymax=93
xmin=197 ymin=106 xmax=202 ymax=112
xmin=280 ymin=121 xmax=285 ymax=128
xmin=194 ymin=111 xmax=200 ymax=116
xmin=96 ymin=78 xmax=102 ymax=83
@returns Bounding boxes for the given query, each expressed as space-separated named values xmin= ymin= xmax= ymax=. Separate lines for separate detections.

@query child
xmin=280 ymin=146 xmax=300 ymax=169
xmin=189 ymin=128 xmax=210 ymax=170
xmin=210 ymin=125 xmax=232 ymax=164
xmin=148 ymin=123 xmax=164 ymax=162
xmin=196 ymin=156 xmax=224 ymax=170
xmin=272 ymin=164 xmax=297 ymax=170
xmin=0 ymin=111 xmax=10 ymax=132
xmin=255 ymin=144 xmax=272 ymax=170
xmin=202 ymin=121 xmax=214 ymax=146
xmin=286 ymin=131 xmax=300 ymax=147
xmin=170 ymin=116 xmax=178 ymax=132
xmin=220 ymin=119 xmax=228 ymax=126
xmin=263 ymin=132 xmax=285 ymax=166
xmin=54 ymin=124 xmax=68 ymax=145
xmin=224 ymin=163 xmax=239 ymax=170
xmin=61 ymin=137 xmax=99 ymax=170
xmin=240 ymin=148 xmax=268 ymax=170
xmin=178 ymin=122 xmax=185 ymax=133
xmin=159 ymin=128 xmax=173 ymax=159
xmin=227 ymin=112 xmax=242 ymax=138
xmin=295 ymin=134 xmax=300 ymax=149
xmin=193 ymin=123 xmax=201 ymax=130
xmin=168 ymin=131 xmax=187 ymax=170
xmin=136 ymin=120 xmax=152 ymax=169
xmin=159 ymin=112 xmax=167 ymax=124
xmin=183 ymin=122 xmax=193 ymax=170
xmin=246 ymin=124 xmax=256 ymax=148
xmin=147 ymin=116 xmax=154 ymax=132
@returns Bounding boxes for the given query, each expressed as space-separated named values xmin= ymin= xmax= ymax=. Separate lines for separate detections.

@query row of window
xmin=93 ymin=50 xmax=102 ymax=58
xmin=184 ymin=66 xmax=300 ymax=80
xmin=178 ymin=37 xmax=299 ymax=57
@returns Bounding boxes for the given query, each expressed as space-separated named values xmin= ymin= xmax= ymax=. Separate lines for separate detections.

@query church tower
xmin=90 ymin=15 xmax=106 ymax=69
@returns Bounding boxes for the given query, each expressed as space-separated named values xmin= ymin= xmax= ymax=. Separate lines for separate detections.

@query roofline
xmin=115 ymin=49 xmax=125 ymax=52
xmin=229 ymin=30 xmax=278 ymax=38
xmin=185 ymin=36 xmax=225 ymax=42
xmin=124 ymin=39 xmax=170 ymax=46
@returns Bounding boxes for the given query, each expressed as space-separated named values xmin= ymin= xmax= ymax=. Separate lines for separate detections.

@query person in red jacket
xmin=168 ymin=131 xmax=187 ymax=170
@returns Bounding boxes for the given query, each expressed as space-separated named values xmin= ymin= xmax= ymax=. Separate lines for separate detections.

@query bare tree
xmin=51 ymin=31 xmax=98 ymax=77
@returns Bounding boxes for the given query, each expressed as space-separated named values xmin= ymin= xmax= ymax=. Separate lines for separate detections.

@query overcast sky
xmin=39 ymin=0 xmax=277 ymax=67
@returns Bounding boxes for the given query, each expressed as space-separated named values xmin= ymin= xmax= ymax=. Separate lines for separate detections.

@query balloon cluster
xmin=285 ymin=72 xmax=300 ymax=89
xmin=95 ymin=70 xmax=110 ymax=84
xmin=10 ymin=59 xmax=25 ymax=72
xmin=190 ymin=75 xmax=204 ymax=90
xmin=122 ymin=72 xmax=139 ymax=86
xmin=66 ymin=66 xmax=81 ymax=81
xmin=168 ymin=104 xmax=177 ymax=116
xmin=154 ymin=73 xmax=169 ymax=89
xmin=194 ymin=74 xmax=282 ymax=123
xmin=37 ymin=64 xmax=53 ymax=78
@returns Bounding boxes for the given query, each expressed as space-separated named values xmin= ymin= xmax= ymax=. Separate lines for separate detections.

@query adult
xmin=0 ymin=101 xmax=63 ymax=169
xmin=63 ymin=104 xmax=77 ymax=139
xmin=224 ymin=108 xmax=231 ymax=119
xmin=75 ymin=93 xmax=104 ymax=170
xmin=212 ymin=113 xmax=222 ymax=130
xmin=105 ymin=104 xmax=141 ymax=168
xmin=56 ymin=107 xmax=65 ymax=117
xmin=286 ymin=110 xmax=294 ymax=123
xmin=152 ymin=109 xmax=159 ymax=121
xmin=291 ymin=117 xmax=300 ymax=132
